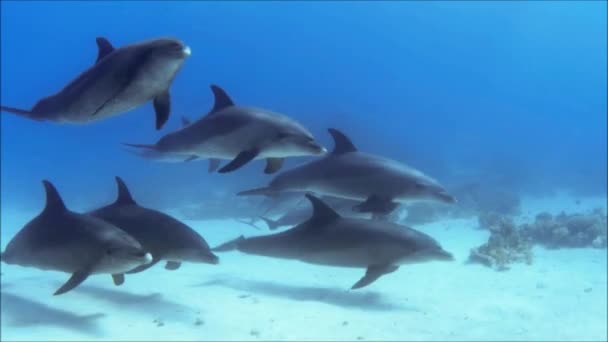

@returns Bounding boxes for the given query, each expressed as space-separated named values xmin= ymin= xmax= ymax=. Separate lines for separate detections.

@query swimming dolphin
xmin=237 ymin=128 xmax=456 ymax=215
xmin=123 ymin=84 xmax=327 ymax=173
xmin=0 ymin=37 xmax=191 ymax=129
xmin=0 ymin=181 xmax=152 ymax=295
xmin=212 ymin=194 xmax=453 ymax=289
xmin=88 ymin=177 xmax=219 ymax=274
xmin=260 ymin=196 xmax=369 ymax=230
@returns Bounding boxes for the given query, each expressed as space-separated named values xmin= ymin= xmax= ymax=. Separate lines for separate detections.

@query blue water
xmin=1 ymin=1 xmax=606 ymax=211
xmin=1 ymin=2 xmax=606 ymax=341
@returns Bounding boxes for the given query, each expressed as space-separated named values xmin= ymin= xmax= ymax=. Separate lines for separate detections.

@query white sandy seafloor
xmin=1 ymin=194 xmax=606 ymax=341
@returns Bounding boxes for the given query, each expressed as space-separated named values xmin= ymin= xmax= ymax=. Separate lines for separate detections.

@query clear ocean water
xmin=1 ymin=1 xmax=606 ymax=341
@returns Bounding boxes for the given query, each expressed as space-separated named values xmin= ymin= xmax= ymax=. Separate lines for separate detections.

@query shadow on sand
xmin=1 ymin=291 xmax=105 ymax=336
xmin=194 ymin=276 xmax=416 ymax=312
xmin=72 ymin=284 xmax=194 ymax=320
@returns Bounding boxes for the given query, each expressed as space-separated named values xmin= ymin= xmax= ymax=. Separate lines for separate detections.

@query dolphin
xmin=260 ymin=196 xmax=369 ymax=230
xmin=212 ymin=194 xmax=453 ymax=289
xmin=88 ymin=177 xmax=219 ymax=274
xmin=0 ymin=181 xmax=152 ymax=295
xmin=123 ymin=84 xmax=327 ymax=173
xmin=237 ymin=128 xmax=456 ymax=215
xmin=0 ymin=37 xmax=191 ymax=130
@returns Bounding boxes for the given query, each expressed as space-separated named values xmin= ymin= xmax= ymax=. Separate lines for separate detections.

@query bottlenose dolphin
xmin=88 ymin=177 xmax=219 ymax=274
xmin=238 ymin=128 xmax=456 ymax=215
xmin=260 ymin=196 xmax=369 ymax=230
xmin=0 ymin=37 xmax=191 ymax=129
xmin=0 ymin=181 xmax=152 ymax=295
xmin=123 ymin=85 xmax=327 ymax=173
xmin=212 ymin=194 xmax=453 ymax=289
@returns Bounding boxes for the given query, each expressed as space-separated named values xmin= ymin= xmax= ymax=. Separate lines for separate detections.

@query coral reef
xmin=520 ymin=208 xmax=607 ymax=249
xmin=469 ymin=207 xmax=607 ymax=272
xmin=477 ymin=211 xmax=514 ymax=232
xmin=468 ymin=215 xmax=533 ymax=271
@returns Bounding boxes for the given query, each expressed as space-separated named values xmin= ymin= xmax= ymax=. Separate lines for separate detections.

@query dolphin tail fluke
xmin=259 ymin=216 xmax=281 ymax=230
xmin=237 ymin=187 xmax=275 ymax=197
xmin=1 ymin=106 xmax=43 ymax=121
xmin=1 ymin=105 xmax=31 ymax=115
xmin=211 ymin=235 xmax=245 ymax=252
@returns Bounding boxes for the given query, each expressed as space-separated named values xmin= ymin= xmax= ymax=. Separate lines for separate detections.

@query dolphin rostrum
xmin=238 ymin=128 xmax=456 ymax=215
xmin=0 ymin=181 xmax=152 ymax=295
xmin=0 ymin=37 xmax=191 ymax=129
xmin=212 ymin=194 xmax=453 ymax=289
xmin=88 ymin=177 xmax=219 ymax=274
xmin=123 ymin=84 xmax=327 ymax=173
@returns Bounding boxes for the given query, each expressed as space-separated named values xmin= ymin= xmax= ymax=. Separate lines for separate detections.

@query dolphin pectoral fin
xmin=125 ymin=257 xmax=161 ymax=274
xmin=218 ymin=148 xmax=260 ymax=173
xmin=165 ymin=261 xmax=181 ymax=270
xmin=211 ymin=235 xmax=246 ymax=252
xmin=54 ymin=267 xmax=94 ymax=295
xmin=153 ymin=90 xmax=171 ymax=130
xmin=95 ymin=37 xmax=115 ymax=63
xmin=208 ymin=159 xmax=221 ymax=173
xmin=184 ymin=155 xmax=198 ymax=162
xmin=111 ymin=274 xmax=125 ymax=286
xmin=353 ymin=195 xmax=399 ymax=214
xmin=264 ymin=158 xmax=284 ymax=174
xmin=351 ymin=264 xmax=399 ymax=290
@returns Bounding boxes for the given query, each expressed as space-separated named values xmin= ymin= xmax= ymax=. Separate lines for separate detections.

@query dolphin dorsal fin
xmin=95 ymin=37 xmax=115 ymax=63
xmin=114 ymin=177 xmax=137 ymax=205
xmin=328 ymin=128 xmax=357 ymax=155
xmin=305 ymin=194 xmax=340 ymax=222
xmin=42 ymin=180 xmax=67 ymax=213
xmin=208 ymin=85 xmax=235 ymax=115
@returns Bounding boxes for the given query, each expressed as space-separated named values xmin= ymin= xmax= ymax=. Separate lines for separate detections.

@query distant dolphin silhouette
xmin=0 ymin=37 xmax=191 ymax=129
xmin=123 ymin=84 xmax=327 ymax=173
xmin=259 ymin=196 xmax=368 ymax=230
xmin=213 ymin=194 xmax=453 ymax=289
xmin=1 ymin=181 xmax=152 ymax=295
